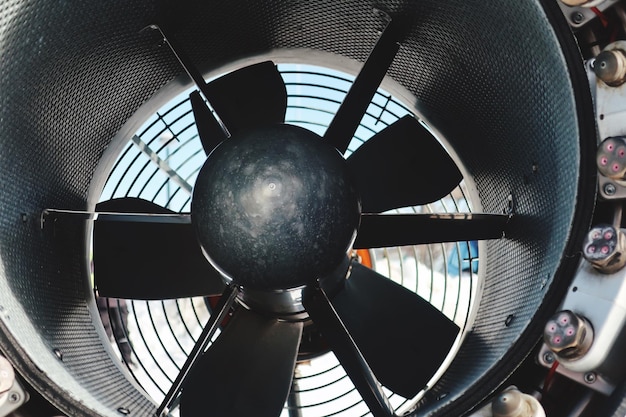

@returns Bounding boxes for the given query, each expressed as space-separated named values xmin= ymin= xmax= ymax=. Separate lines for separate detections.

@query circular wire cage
xmin=96 ymin=64 xmax=479 ymax=416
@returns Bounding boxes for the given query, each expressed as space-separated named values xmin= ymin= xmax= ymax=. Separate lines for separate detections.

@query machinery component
xmin=0 ymin=1 xmax=597 ymax=417
xmin=538 ymin=256 xmax=626 ymax=387
xmin=0 ymin=356 xmax=28 ymax=417
xmin=544 ymin=310 xmax=594 ymax=360
xmin=594 ymin=49 xmax=626 ymax=87
xmin=468 ymin=387 xmax=545 ymax=417
xmin=597 ymin=169 xmax=626 ymax=202
xmin=191 ymin=124 xmax=361 ymax=291
xmin=592 ymin=42 xmax=626 ymax=142
xmin=588 ymin=41 xmax=626 ymax=202
xmin=105 ymin=22 xmax=467 ymax=414
xmin=597 ymin=138 xmax=626 ymax=180
xmin=537 ymin=344 xmax=615 ymax=395
xmin=492 ymin=388 xmax=545 ymax=417
xmin=582 ymin=224 xmax=626 ymax=273
xmin=90 ymin=65 xmax=490 ymax=416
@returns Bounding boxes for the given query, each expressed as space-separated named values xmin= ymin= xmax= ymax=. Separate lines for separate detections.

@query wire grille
xmin=96 ymin=63 xmax=478 ymax=416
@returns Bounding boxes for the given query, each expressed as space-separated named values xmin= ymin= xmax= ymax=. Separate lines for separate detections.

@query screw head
xmin=604 ymin=183 xmax=617 ymax=196
xmin=543 ymin=351 xmax=555 ymax=364
xmin=584 ymin=372 xmax=597 ymax=384
xmin=8 ymin=391 xmax=20 ymax=403
xmin=571 ymin=11 xmax=585 ymax=24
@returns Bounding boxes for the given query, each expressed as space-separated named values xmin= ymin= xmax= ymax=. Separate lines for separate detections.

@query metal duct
xmin=0 ymin=0 xmax=595 ymax=416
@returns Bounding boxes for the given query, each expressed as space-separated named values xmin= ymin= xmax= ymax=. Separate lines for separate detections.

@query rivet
xmin=505 ymin=314 xmax=515 ymax=327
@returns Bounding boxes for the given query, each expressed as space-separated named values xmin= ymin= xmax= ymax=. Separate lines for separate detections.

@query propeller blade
xmin=93 ymin=198 xmax=224 ymax=299
xmin=324 ymin=21 xmax=401 ymax=154
xmin=354 ymin=212 xmax=510 ymax=249
xmin=181 ymin=307 xmax=303 ymax=417
xmin=331 ymin=261 xmax=459 ymax=398
xmin=190 ymin=90 xmax=226 ymax=155
xmin=347 ymin=116 xmax=462 ymax=212
xmin=205 ymin=61 xmax=287 ymax=135
xmin=303 ymin=285 xmax=395 ymax=416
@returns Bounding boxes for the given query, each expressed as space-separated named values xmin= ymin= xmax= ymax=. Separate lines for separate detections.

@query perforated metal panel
xmin=0 ymin=1 xmax=595 ymax=416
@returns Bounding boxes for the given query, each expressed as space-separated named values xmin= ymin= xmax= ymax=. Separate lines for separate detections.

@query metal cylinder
xmin=595 ymin=49 xmax=626 ymax=87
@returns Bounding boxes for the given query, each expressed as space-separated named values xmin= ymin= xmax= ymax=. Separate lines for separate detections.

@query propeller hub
xmin=192 ymin=124 xmax=361 ymax=291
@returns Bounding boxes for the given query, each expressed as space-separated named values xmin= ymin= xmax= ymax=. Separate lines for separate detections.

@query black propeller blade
xmin=324 ymin=20 xmax=401 ymax=154
xmin=347 ymin=116 xmax=463 ymax=212
xmin=355 ymin=212 xmax=510 ymax=249
xmin=181 ymin=307 xmax=303 ymax=417
xmin=189 ymin=90 xmax=225 ymax=155
xmin=203 ymin=61 xmax=287 ymax=136
xmin=303 ymin=285 xmax=395 ymax=416
xmin=93 ymin=198 xmax=225 ymax=299
xmin=319 ymin=261 xmax=459 ymax=399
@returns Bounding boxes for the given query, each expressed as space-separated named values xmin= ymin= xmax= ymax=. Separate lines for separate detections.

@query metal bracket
xmin=558 ymin=0 xmax=621 ymax=29
xmin=537 ymin=344 xmax=615 ymax=395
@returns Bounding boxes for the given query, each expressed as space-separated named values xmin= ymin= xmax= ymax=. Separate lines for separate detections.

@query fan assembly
xmin=0 ymin=0 xmax=616 ymax=416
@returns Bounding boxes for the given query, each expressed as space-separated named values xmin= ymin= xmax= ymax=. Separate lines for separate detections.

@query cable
xmin=543 ymin=360 xmax=559 ymax=393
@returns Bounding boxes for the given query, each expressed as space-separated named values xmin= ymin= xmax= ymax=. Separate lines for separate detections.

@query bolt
xmin=8 ymin=392 xmax=20 ymax=403
xmin=571 ymin=11 xmax=585 ymax=25
xmin=53 ymin=348 xmax=63 ymax=361
xmin=584 ymin=372 xmax=597 ymax=384
xmin=505 ymin=314 xmax=515 ymax=327
xmin=543 ymin=351 xmax=555 ymax=364
xmin=604 ymin=183 xmax=617 ymax=196
xmin=117 ymin=407 xmax=131 ymax=415
xmin=583 ymin=224 xmax=626 ymax=273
